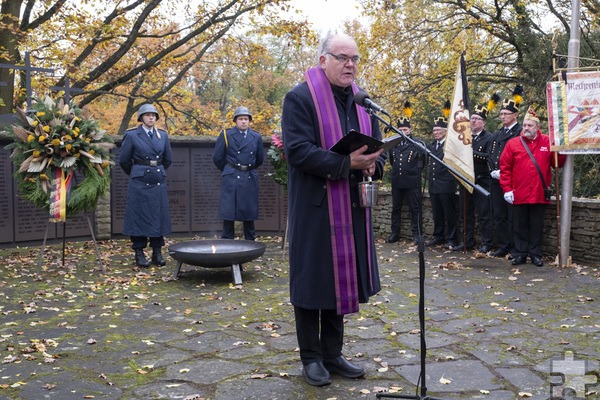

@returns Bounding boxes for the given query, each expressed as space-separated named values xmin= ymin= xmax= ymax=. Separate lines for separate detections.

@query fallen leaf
xmin=439 ymin=375 xmax=451 ymax=384
xmin=250 ymin=373 xmax=271 ymax=379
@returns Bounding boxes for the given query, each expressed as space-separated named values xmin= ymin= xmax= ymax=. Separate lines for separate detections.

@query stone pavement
xmin=0 ymin=236 xmax=598 ymax=400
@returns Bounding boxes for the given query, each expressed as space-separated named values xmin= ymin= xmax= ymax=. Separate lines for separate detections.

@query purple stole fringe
xmin=305 ymin=66 xmax=374 ymax=315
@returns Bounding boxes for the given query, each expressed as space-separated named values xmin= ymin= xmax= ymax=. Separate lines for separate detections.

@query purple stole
xmin=305 ymin=66 xmax=374 ymax=315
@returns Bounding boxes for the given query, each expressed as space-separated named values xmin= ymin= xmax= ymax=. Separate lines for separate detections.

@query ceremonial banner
xmin=444 ymin=54 xmax=475 ymax=192
xmin=547 ymin=71 xmax=600 ymax=153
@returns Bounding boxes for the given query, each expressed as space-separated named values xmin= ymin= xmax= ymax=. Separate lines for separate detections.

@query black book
xmin=329 ymin=130 xmax=404 ymax=155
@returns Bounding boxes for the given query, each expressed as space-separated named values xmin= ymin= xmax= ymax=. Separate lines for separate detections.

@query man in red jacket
xmin=499 ymin=107 xmax=566 ymax=267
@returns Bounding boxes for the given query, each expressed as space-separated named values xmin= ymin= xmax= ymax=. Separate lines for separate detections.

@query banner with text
xmin=547 ymin=71 xmax=600 ymax=153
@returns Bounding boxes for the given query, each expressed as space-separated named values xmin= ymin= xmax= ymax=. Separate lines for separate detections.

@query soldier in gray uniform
xmin=213 ymin=106 xmax=264 ymax=240
xmin=119 ymin=104 xmax=173 ymax=268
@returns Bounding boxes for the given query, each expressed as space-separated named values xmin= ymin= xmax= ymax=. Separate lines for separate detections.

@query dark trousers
xmin=430 ymin=192 xmax=458 ymax=243
xmin=131 ymin=236 xmax=164 ymax=250
xmin=221 ymin=220 xmax=256 ymax=240
xmin=458 ymin=179 xmax=492 ymax=247
xmin=294 ymin=306 xmax=344 ymax=365
xmin=390 ymin=187 xmax=422 ymax=237
xmin=513 ymin=203 xmax=546 ymax=258
xmin=490 ymin=179 xmax=513 ymax=251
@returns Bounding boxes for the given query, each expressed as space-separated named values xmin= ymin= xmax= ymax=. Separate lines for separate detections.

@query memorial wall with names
xmin=0 ymin=141 xmax=94 ymax=245
xmin=0 ymin=136 xmax=286 ymax=246
xmin=111 ymin=141 xmax=286 ymax=238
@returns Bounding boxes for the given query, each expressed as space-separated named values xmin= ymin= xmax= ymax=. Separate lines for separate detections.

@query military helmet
xmin=137 ymin=104 xmax=159 ymax=122
xmin=233 ymin=106 xmax=252 ymax=122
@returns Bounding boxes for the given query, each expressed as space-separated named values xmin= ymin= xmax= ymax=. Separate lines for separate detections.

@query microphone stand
xmin=363 ymin=105 xmax=488 ymax=400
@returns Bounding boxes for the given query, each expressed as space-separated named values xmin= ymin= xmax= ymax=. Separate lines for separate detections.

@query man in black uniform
xmin=487 ymin=86 xmax=523 ymax=257
xmin=387 ymin=105 xmax=425 ymax=244
xmin=452 ymin=100 xmax=495 ymax=253
xmin=426 ymin=115 xmax=459 ymax=249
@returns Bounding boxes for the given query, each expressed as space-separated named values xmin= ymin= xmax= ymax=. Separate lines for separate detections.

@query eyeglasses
xmin=326 ymin=53 xmax=360 ymax=64
xmin=470 ymin=117 xmax=484 ymax=122
xmin=499 ymin=112 xmax=515 ymax=116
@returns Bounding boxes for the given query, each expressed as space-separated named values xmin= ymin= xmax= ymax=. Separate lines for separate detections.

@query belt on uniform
xmin=228 ymin=162 xmax=253 ymax=171
xmin=133 ymin=159 xmax=162 ymax=166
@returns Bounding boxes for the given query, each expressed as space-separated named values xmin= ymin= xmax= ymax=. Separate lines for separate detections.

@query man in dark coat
xmin=387 ymin=111 xmax=425 ymax=244
xmin=426 ymin=116 xmax=459 ymax=249
xmin=452 ymin=102 xmax=494 ymax=253
xmin=487 ymin=92 xmax=522 ymax=258
xmin=213 ymin=107 xmax=264 ymax=240
xmin=281 ymin=33 xmax=386 ymax=387
xmin=119 ymin=104 xmax=173 ymax=268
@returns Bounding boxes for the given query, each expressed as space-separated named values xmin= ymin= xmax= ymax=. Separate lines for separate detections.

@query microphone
xmin=354 ymin=91 xmax=390 ymax=116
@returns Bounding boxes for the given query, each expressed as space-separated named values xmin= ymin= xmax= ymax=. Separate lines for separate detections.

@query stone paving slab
xmin=0 ymin=237 xmax=599 ymax=399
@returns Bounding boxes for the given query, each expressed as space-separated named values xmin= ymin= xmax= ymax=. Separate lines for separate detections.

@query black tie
xmin=148 ymin=129 xmax=153 ymax=138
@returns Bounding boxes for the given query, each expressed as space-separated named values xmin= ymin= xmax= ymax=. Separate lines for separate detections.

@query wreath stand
xmin=37 ymin=215 xmax=104 ymax=273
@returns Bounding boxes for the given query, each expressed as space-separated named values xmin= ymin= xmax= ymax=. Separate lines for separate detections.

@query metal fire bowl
xmin=168 ymin=239 xmax=266 ymax=283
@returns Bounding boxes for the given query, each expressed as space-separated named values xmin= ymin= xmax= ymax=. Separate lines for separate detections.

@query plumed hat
xmin=473 ymin=93 xmax=500 ymax=120
xmin=523 ymin=105 xmax=540 ymax=123
xmin=397 ymin=101 xmax=412 ymax=128
xmin=501 ymin=85 xmax=523 ymax=113
xmin=433 ymin=100 xmax=450 ymax=128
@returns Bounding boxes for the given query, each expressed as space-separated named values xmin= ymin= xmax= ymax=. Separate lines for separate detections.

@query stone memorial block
xmin=191 ymin=146 xmax=222 ymax=233
xmin=0 ymin=145 xmax=14 ymax=243
xmin=167 ymin=147 xmax=191 ymax=231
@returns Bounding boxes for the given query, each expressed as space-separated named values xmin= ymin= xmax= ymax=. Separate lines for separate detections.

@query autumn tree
xmin=360 ymin=0 xmax=600 ymax=133
xmin=0 ymin=0 xmax=306 ymax=135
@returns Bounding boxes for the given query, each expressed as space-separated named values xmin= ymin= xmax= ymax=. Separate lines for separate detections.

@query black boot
xmin=134 ymin=249 xmax=150 ymax=268
xmin=152 ymin=247 xmax=166 ymax=266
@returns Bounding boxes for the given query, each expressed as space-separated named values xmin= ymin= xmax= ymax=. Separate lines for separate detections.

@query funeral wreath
xmin=3 ymin=95 xmax=114 ymax=219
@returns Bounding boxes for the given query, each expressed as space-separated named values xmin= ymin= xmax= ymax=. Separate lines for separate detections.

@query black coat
xmin=119 ymin=125 xmax=173 ymax=237
xmin=389 ymin=136 xmax=425 ymax=189
xmin=281 ymin=82 xmax=385 ymax=311
xmin=487 ymin=123 xmax=522 ymax=171
xmin=213 ymin=127 xmax=264 ymax=221
xmin=427 ymin=140 xmax=458 ymax=194
xmin=472 ymin=129 xmax=492 ymax=181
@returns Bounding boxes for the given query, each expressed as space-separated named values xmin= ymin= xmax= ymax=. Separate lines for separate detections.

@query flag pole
xmin=559 ymin=0 xmax=581 ymax=267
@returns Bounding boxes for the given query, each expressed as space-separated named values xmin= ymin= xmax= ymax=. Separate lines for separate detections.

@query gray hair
xmin=317 ymin=32 xmax=355 ymax=61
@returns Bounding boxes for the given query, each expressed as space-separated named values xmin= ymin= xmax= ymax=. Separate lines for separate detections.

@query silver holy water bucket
xmin=358 ymin=177 xmax=378 ymax=208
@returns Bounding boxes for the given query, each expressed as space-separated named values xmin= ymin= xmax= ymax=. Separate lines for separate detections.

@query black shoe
xmin=134 ymin=249 xmax=150 ymax=268
xmin=451 ymin=242 xmax=474 ymax=251
xmin=530 ymin=256 xmax=544 ymax=267
xmin=323 ymin=356 xmax=365 ymax=379
xmin=426 ymin=238 xmax=444 ymax=246
xmin=511 ymin=256 xmax=527 ymax=265
xmin=151 ymin=247 xmax=166 ymax=266
xmin=302 ymin=361 xmax=331 ymax=386
xmin=491 ymin=249 xmax=509 ymax=257
xmin=508 ymin=253 xmax=515 ymax=261
xmin=386 ymin=234 xmax=400 ymax=243
xmin=478 ymin=245 xmax=492 ymax=253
